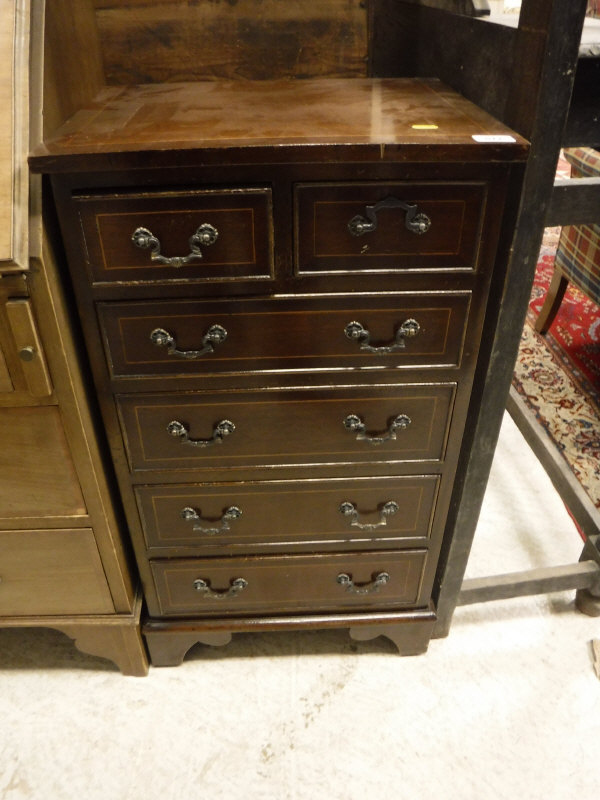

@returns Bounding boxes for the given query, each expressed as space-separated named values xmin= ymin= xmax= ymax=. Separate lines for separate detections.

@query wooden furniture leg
xmin=0 ymin=596 xmax=148 ymax=676
xmin=575 ymin=534 xmax=600 ymax=616
xmin=52 ymin=593 xmax=148 ymax=675
xmin=534 ymin=269 xmax=569 ymax=334
xmin=349 ymin=615 xmax=437 ymax=656
xmin=144 ymin=630 xmax=233 ymax=667
xmin=54 ymin=621 xmax=149 ymax=676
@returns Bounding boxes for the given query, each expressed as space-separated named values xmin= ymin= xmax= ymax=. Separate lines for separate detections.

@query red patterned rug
xmin=528 ymin=254 xmax=600 ymax=411
xmin=512 ymin=236 xmax=600 ymax=511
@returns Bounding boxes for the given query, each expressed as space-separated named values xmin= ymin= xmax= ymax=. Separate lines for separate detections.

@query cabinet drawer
xmin=0 ymin=407 xmax=86 ymax=525
xmin=99 ymin=294 xmax=470 ymax=379
xmin=74 ymin=187 xmax=274 ymax=285
xmin=295 ymin=182 xmax=486 ymax=274
xmin=135 ymin=475 xmax=440 ymax=553
xmin=0 ymin=529 xmax=114 ymax=616
xmin=117 ymin=384 xmax=455 ymax=475
xmin=150 ymin=550 xmax=427 ymax=617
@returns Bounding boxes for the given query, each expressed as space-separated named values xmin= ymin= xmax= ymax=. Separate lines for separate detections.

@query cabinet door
xmin=0 ymin=281 xmax=53 ymax=405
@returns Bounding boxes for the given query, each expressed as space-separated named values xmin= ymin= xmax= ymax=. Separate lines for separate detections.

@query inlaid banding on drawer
xmin=117 ymin=384 xmax=455 ymax=474
xmin=295 ymin=181 xmax=487 ymax=274
xmin=74 ymin=187 xmax=274 ymax=284
xmin=135 ymin=475 xmax=440 ymax=552
xmin=98 ymin=294 xmax=471 ymax=379
xmin=150 ymin=550 xmax=427 ymax=617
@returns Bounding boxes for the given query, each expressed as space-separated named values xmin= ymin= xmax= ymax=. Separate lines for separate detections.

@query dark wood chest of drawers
xmin=31 ymin=78 xmax=528 ymax=665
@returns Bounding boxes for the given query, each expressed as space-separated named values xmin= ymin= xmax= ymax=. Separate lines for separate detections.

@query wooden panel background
xmin=93 ymin=0 xmax=369 ymax=82
xmin=42 ymin=0 xmax=105 ymax=136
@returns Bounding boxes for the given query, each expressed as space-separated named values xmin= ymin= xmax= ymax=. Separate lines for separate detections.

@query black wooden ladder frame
xmin=370 ymin=0 xmax=600 ymax=628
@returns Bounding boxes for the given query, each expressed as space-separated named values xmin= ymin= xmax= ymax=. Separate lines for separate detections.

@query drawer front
xmin=74 ymin=188 xmax=274 ymax=284
xmin=0 ymin=407 xmax=86 ymax=525
xmin=150 ymin=550 xmax=427 ymax=617
xmin=135 ymin=475 xmax=440 ymax=553
xmin=117 ymin=384 xmax=455 ymax=474
xmin=295 ymin=182 xmax=486 ymax=274
xmin=99 ymin=294 xmax=470 ymax=379
xmin=0 ymin=529 xmax=115 ymax=616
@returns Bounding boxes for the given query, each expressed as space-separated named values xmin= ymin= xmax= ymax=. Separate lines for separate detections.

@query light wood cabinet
xmin=0 ymin=0 xmax=147 ymax=675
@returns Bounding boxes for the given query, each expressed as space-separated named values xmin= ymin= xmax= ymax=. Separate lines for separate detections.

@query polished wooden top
xmin=30 ymin=78 xmax=528 ymax=172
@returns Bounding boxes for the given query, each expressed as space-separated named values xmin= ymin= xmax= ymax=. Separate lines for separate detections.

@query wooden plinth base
xmin=143 ymin=607 xmax=437 ymax=667
xmin=0 ymin=593 xmax=148 ymax=676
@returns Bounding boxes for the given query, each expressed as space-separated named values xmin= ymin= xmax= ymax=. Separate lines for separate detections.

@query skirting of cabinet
xmin=143 ymin=605 xmax=437 ymax=666
xmin=0 ymin=592 xmax=148 ymax=676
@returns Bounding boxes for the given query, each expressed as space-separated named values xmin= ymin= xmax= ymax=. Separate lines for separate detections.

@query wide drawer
xmin=135 ymin=475 xmax=440 ymax=553
xmin=295 ymin=182 xmax=487 ymax=274
xmin=0 ymin=528 xmax=114 ymax=616
xmin=150 ymin=550 xmax=427 ymax=617
xmin=99 ymin=294 xmax=470 ymax=379
xmin=73 ymin=187 xmax=274 ymax=285
xmin=117 ymin=384 xmax=455 ymax=475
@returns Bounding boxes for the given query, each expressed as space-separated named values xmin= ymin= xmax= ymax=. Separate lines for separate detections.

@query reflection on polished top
xmin=30 ymin=78 xmax=529 ymax=170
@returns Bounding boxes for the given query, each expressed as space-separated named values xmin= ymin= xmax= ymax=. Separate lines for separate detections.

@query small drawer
xmin=98 ymin=293 xmax=471 ymax=379
xmin=74 ymin=187 xmax=274 ymax=285
xmin=135 ymin=475 xmax=440 ymax=553
xmin=0 ymin=529 xmax=114 ymax=616
xmin=149 ymin=550 xmax=428 ymax=617
xmin=117 ymin=383 xmax=455 ymax=476
xmin=295 ymin=182 xmax=487 ymax=274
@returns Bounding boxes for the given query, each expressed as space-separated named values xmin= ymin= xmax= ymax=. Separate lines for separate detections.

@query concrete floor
xmin=1 ymin=413 xmax=598 ymax=799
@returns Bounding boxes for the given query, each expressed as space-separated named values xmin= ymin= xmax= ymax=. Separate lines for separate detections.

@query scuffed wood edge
xmin=0 ymin=0 xmax=30 ymax=271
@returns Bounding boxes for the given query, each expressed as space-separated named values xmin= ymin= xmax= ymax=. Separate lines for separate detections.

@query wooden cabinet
xmin=0 ymin=0 xmax=147 ymax=675
xmin=0 ymin=259 xmax=148 ymax=675
xmin=31 ymin=46 xmax=528 ymax=664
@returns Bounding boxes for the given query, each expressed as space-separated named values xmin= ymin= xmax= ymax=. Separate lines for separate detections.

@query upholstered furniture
xmin=535 ymin=147 xmax=600 ymax=335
